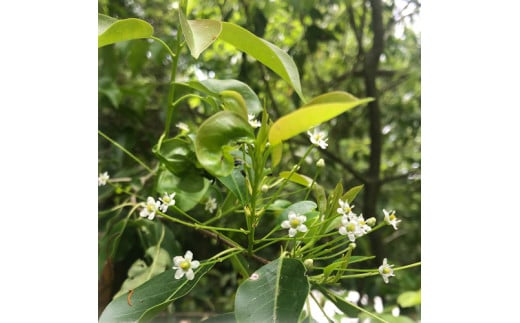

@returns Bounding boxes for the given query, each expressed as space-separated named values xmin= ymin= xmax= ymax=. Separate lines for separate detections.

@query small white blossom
xmin=337 ymin=199 xmax=355 ymax=216
xmin=383 ymin=209 xmax=401 ymax=230
xmin=281 ymin=211 xmax=308 ymax=237
xmin=248 ymin=114 xmax=261 ymax=128
xmin=176 ymin=122 xmax=189 ymax=132
xmin=307 ymin=128 xmax=328 ymax=149
xmin=338 ymin=216 xmax=362 ymax=242
xmin=140 ymin=197 xmax=161 ymax=220
xmin=378 ymin=258 xmax=395 ymax=284
xmin=356 ymin=214 xmax=372 ymax=235
xmin=159 ymin=192 xmax=176 ymax=213
xmin=98 ymin=172 xmax=110 ymax=186
xmin=173 ymin=250 xmax=200 ymax=280
xmin=205 ymin=197 xmax=218 ymax=214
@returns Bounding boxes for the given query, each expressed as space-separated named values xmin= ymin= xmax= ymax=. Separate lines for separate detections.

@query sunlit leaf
xmin=235 ymin=258 xmax=309 ymax=323
xmin=179 ymin=11 xmax=221 ymax=59
xmin=195 ymin=111 xmax=254 ymax=177
xmin=98 ymin=13 xmax=154 ymax=48
xmin=220 ymin=22 xmax=304 ymax=100
xmin=342 ymin=185 xmax=364 ymax=204
xmin=269 ymin=92 xmax=373 ymax=146
xmin=99 ymin=264 xmax=214 ymax=323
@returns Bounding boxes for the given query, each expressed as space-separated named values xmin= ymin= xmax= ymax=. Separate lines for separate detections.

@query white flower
xmin=383 ymin=209 xmax=401 ymax=230
xmin=248 ymin=114 xmax=261 ymax=128
xmin=176 ymin=122 xmax=189 ymax=132
xmin=357 ymin=214 xmax=372 ymax=235
xmin=159 ymin=192 xmax=176 ymax=213
xmin=338 ymin=216 xmax=362 ymax=242
xmin=139 ymin=197 xmax=160 ymax=220
xmin=378 ymin=258 xmax=395 ymax=284
xmin=337 ymin=199 xmax=355 ymax=216
xmin=205 ymin=197 xmax=217 ymax=214
xmin=307 ymin=128 xmax=328 ymax=149
xmin=98 ymin=172 xmax=110 ymax=186
xmin=173 ymin=250 xmax=200 ymax=280
xmin=281 ymin=211 xmax=308 ymax=237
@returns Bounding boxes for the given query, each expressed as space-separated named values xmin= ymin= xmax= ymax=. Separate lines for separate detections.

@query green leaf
xmin=195 ymin=111 xmax=254 ymax=177
xmin=397 ymin=289 xmax=421 ymax=308
xmin=269 ymin=92 xmax=373 ymax=146
xmin=153 ymin=138 xmax=195 ymax=176
xmin=200 ymin=79 xmax=262 ymax=115
xmin=342 ymin=185 xmax=364 ymax=204
xmin=98 ymin=14 xmax=154 ymax=48
xmin=99 ymin=263 xmax=214 ymax=323
xmin=235 ymin=258 xmax=309 ymax=323
xmin=202 ymin=313 xmax=237 ymax=323
xmin=220 ymin=90 xmax=249 ymax=121
xmin=179 ymin=11 xmax=221 ymax=59
xmin=220 ymin=22 xmax=304 ymax=100
xmin=279 ymin=171 xmax=313 ymax=187
xmin=218 ymin=168 xmax=248 ymax=206
xmin=157 ymin=169 xmax=210 ymax=211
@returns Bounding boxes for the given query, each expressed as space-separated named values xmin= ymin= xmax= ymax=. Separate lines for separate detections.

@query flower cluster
xmin=205 ymin=197 xmax=218 ymax=214
xmin=337 ymin=199 xmax=374 ymax=242
xmin=140 ymin=192 xmax=176 ymax=220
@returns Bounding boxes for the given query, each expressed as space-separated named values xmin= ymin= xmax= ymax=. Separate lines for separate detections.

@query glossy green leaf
xmin=99 ymin=263 xmax=214 ymax=323
xmin=153 ymin=138 xmax=195 ymax=176
xmin=397 ymin=289 xmax=421 ymax=308
xmin=220 ymin=22 xmax=304 ymax=100
xmin=235 ymin=258 xmax=309 ymax=323
xmin=179 ymin=11 xmax=221 ymax=59
xmin=269 ymin=92 xmax=373 ymax=146
xmin=157 ymin=169 xmax=210 ymax=211
xmin=279 ymin=171 xmax=313 ymax=187
xmin=220 ymin=90 xmax=248 ymax=120
xmin=98 ymin=14 xmax=154 ymax=48
xmin=218 ymin=168 xmax=248 ymax=206
xmin=195 ymin=111 xmax=254 ymax=177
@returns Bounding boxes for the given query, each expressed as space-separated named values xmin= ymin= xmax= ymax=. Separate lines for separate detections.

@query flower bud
xmin=261 ymin=184 xmax=269 ymax=192
xmin=366 ymin=217 xmax=377 ymax=227
xmin=316 ymin=158 xmax=325 ymax=167
xmin=349 ymin=243 xmax=357 ymax=249
xmin=304 ymin=259 xmax=314 ymax=269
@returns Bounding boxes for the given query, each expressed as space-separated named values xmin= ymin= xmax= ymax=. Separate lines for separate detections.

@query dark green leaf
xmin=99 ymin=263 xmax=214 ymax=323
xmin=235 ymin=258 xmax=309 ymax=323
xmin=194 ymin=111 xmax=254 ymax=177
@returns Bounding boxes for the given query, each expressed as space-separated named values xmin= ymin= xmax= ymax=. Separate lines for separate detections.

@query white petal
xmin=175 ymin=269 xmax=185 ymax=279
xmin=299 ymin=215 xmax=307 ymax=223
xmin=139 ymin=209 xmax=147 ymax=218
xmin=281 ymin=221 xmax=290 ymax=229
xmin=185 ymin=269 xmax=195 ymax=280
xmin=288 ymin=212 xmax=297 ymax=220
xmin=184 ymin=250 xmax=193 ymax=261
xmin=148 ymin=213 xmax=155 ymax=220
xmin=173 ymin=256 xmax=184 ymax=266
xmin=339 ymin=226 xmax=347 ymax=235
xmin=191 ymin=260 xmax=200 ymax=269
xmin=288 ymin=228 xmax=297 ymax=237
xmin=298 ymin=224 xmax=308 ymax=233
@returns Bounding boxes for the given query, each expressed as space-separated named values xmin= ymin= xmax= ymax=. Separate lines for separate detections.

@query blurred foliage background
xmin=98 ymin=0 xmax=420 ymax=320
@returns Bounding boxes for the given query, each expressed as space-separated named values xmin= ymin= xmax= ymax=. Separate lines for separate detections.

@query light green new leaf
xmin=195 ymin=111 xmax=254 ymax=177
xmin=279 ymin=171 xmax=314 ymax=187
xmin=98 ymin=13 xmax=154 ymax=48
xmin=397 ymin=289 xmax=421 ymax=308
xmin=179 ymin=11 xmax=222 ymax=59
xmin=269 ymin=91 xmax=373 ymax=146
xmin=342 ymin=185 xmax=364 ymax=204
xmin=220 ymin=22 xmax=304 ymax=100
xmin=99 ymin=264 xmax=214 ymax=323
xmin=235 ymin=258 xmax=309 ymax=323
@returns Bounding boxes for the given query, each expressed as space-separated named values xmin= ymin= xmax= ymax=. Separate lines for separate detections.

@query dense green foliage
xmin=98 ymin=0 xmax=420 ymax=321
